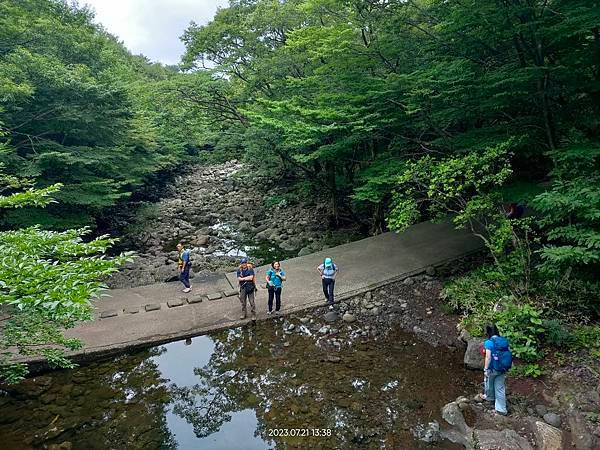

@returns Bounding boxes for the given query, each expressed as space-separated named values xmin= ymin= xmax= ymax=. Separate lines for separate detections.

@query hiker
xmin=506 ymin=202 xmax=524 ymax=219
xmin=176 ymin=242 xmax=192 ymax=293
xmin=483 ymin=323 xmax=513 ymax=415
xmin=237 ymin=257 xmax=256 ymax=320
xmin=317 ymin=257 xmax=339 ymax=309
xmin=265 ymin=261 xmax=286 ymax=315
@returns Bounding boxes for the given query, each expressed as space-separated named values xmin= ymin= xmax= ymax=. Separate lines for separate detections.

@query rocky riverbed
xmin=107 ymin=160 xmax=361 ymax=288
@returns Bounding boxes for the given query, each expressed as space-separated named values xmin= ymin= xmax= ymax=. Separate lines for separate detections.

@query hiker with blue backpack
xmin=483 ymin=323 xmax=513 ymax=415
xmin=265 ymin=261 xmax=286 ymax=315
xmin=318 ymin=257 xmax=339 ymax=309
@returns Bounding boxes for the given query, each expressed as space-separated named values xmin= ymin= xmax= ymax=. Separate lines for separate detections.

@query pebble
xmin=342 ymin=313 xmax=356 ymax=323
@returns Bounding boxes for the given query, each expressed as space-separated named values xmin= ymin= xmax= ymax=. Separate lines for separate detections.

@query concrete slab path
xmin=29 ymin=220 xmax=484 ymax=365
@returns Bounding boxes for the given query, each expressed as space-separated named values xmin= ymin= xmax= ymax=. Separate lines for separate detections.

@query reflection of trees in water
xmin=168 ymin=324 xmax=473 ymax=448
xmin=0 ymin=346 xmax=177 ymax=449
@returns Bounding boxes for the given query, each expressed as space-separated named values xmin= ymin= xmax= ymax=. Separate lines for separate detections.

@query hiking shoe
xmin=328 ymin=305 xmax=334 ymax=311
xmin=182 ymin=288 xmax=191 ymax=293
xmin=267 ymin=310 xmax=273 ymax=315
xmin=252 ymin=314 xmax=257 ymax=321
xmin=239 ymin=315 xmax=246 ymax=320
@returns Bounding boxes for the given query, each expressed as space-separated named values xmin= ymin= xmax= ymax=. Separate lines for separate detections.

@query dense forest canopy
xmin=0 ymin=0 xmax=210 ymax=229
xmin=0 ymin=0 xmax=598 ymax=381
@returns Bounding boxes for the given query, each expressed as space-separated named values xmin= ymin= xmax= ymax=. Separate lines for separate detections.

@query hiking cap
xmin=240 ymin=257 xmax=248 ymax=264
xmin=324 ymin=257 xmax=333 ymax=267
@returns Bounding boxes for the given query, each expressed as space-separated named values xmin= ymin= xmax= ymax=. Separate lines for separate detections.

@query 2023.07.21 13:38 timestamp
xmin=267 ymin=429 xmax=333 ymax=437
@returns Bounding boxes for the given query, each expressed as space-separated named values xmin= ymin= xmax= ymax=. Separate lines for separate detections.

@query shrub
xmin=510 ymin=363 xmax=545 ymax=378
xmin=494 ymin=303 xmax=545 ymax=362
xmin=542 ymin=319 xmax=576 ymax=348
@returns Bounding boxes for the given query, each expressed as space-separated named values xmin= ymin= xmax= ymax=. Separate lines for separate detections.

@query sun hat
xmin=240 ymin=257 xmax=248 ymax=264
xmin=324 ymin=257 xmax=333 ymax=268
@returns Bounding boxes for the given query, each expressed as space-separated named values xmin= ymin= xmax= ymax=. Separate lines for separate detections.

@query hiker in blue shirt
xmin=265 ymin=261 xmax=286 ymax=315
xmin=176 ymin=242 xmax=192 ymax=293
xmin=483 ymin=323 xmax=512 ymax=415
xmin=318 ymin=257 xmax=339 ymax=309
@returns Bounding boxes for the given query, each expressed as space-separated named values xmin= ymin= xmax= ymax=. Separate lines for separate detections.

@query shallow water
xmin=0 ymin=317 xmax=477 ymax=449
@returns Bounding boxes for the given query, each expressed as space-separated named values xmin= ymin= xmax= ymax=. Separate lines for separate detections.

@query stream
xmin=0 ymin=315 xmax=478 ymax=449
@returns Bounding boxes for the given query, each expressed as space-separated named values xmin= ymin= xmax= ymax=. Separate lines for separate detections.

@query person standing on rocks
xmin=318 ymin=257 xmax=339 ymax=309
xmin=176 ymin=242 xmax=192 ymax=293
xmin=265 ymin=261 xmax=286 ymax=315
xmin=237 ymin=258 xmax=256 ymax=320
xmin=483 ymin=323 xmax=512 ymax=416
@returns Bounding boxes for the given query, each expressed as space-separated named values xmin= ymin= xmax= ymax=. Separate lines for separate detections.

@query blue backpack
xmin=490 ymin=336 xmax=513 ymax=372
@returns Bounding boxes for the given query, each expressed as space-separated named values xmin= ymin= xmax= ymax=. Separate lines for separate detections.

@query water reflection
xmin=0 ymin=318 xmax=477 ymax=449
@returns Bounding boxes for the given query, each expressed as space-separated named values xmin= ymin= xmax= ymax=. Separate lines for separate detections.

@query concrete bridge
xmin=35 ymin=220 xmax=484 ymax=365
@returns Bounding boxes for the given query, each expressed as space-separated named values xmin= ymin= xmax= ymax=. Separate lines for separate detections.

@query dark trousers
xmin=268 ymin=286 xmax=282 ymax=312
xmin=179 ymin=264 xmax=191 ymax=288
xmin=322 ymin=278 xmax=335 ymax=304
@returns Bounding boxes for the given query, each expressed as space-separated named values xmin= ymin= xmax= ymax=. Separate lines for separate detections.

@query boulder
xmin=191 ymin=234 xmax=210 ymax=246
xmin=464 ymin=338 xmax=485 ymax=369
xmin=532 ymin=421 xmax=562 ymax=450
xmin=472 ymin=429 xmax=533 ymax=450
xmin=442 ymin=402 xmax=468 ymax=434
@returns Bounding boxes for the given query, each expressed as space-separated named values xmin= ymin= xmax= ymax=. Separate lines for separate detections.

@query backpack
xmin=490 ymin=336 xmax=513 ymax=372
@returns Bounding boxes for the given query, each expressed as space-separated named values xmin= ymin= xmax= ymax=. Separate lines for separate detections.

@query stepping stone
xmin=207 ymin=292 xmax=222 ymax=301
xmin=187 ymin=295 xmax=204 ymax=304
xmin=222 ymin=289 xmax=239 ymax=298
xmin=100 ymin=310 xmax=118 ymax=319
xmin=145 ymin=304 xmax=161 ymax=312
xmin=124 ymin=307 xmax=139 ymax=315
xmin=167 ymin=299 xmax=184 ymax=308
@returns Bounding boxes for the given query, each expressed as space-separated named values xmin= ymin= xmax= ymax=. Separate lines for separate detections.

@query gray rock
xmin=543 ymin=412 xmax=561 ymax=428
xmin=342 ymin=313 xmax=356 ymax=323
xmin=473 ymin=429 xmax=533 ymax=450
xmin=167 ymin=299 xmax=184 ymax=308
xmin=324 ymin=311 xmax=339 ymax=322
xmin=403 ymin=277 xmax=414 ymax=285
xmin=464 ymin=338 xmax=485 ymax=369
xmin=364 ymin=303 xmax=374 ymax=309
xmin=425 ymin=266 xmax=436 ymax=276
xmin=370 ymin=307 xmax=379 ymax=315
xmin=442 ymin=402 xmax=468 ymax=434
xmin=318 ymin=326 xmax=330 ymax=334
xmin=145 ymin=303 xmax=161 ymax=312
xmin=100 ymin=310 xmax=118 ymax=319
xmin=191 ymin=234 xmax=210 ymax=246
xmin=124 ymin=307 xmax=139 ymax=314
xmin=532 ymin=421 xmax=562 ymax=450
xmin=207 ymin=292 xmax=222 ymax=301
xmin=300 ymin=317 xmax=310 ymax=324
xmin=459 ymin=328 xmax=472 ymax=342
xmin=535 ymin=404 xmax=548 ymax=417
xmin=365 ymin=291 xmax=373 ymax=301
xmin=187 ymin=295 xmax=204 ymax=304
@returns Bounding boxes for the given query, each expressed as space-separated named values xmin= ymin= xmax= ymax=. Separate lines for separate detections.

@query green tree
xmin=0 ymin=159 xmax=131 ymax=383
